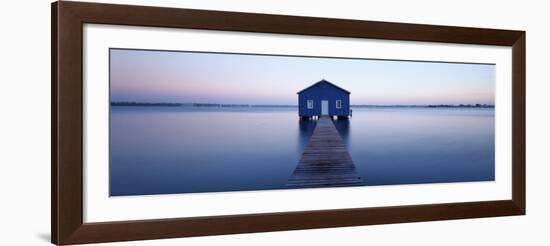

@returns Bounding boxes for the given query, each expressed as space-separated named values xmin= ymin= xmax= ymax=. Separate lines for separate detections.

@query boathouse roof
xmin=297 ymin=79 xmax=351 ymax=94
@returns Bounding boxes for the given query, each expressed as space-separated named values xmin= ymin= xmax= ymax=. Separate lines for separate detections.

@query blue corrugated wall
xmin=298 ymin=81 xmax=350 ymax=117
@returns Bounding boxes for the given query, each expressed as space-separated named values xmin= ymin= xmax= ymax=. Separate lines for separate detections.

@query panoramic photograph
xmin=109 ymin=48 xmax=495 ymax=196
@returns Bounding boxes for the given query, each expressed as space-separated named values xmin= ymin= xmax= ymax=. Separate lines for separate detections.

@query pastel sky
xmin=110 ymin=49 xmax=495 ymax=105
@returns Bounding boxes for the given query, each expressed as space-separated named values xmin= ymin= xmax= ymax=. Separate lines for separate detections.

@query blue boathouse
xmin=297 ymin=79 xmax=351 ymax=120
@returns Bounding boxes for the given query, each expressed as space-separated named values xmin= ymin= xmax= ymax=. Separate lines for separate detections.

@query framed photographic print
xmin=52 ymin=1 xmax=525 ymax=245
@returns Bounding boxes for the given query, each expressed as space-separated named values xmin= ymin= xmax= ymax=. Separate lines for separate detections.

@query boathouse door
xmin=321 ymin=100 xmax=329 ymax=115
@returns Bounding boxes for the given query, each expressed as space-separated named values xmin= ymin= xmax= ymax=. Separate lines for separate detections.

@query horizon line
xmin=110 ymin=101 xmax=495 ymax=107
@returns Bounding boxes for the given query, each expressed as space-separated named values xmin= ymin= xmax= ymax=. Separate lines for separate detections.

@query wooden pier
xmin=287 ymin=116 xmax=363 ymax=188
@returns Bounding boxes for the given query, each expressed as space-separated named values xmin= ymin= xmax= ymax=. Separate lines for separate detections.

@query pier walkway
xmin=287 ymin=116 xmax=363 ymax=188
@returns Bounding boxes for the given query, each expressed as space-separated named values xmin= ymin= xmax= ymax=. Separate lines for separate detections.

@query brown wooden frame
xmin=52 ymin=1 xmax=526 ymax=245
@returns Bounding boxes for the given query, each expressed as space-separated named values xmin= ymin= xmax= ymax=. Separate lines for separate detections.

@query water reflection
xmin=344 ymin=107 xmax=495 ymax=185
xmin=298 ymin=119 xmax=317 ymax=148
xmin=332 ymin=118 xmax=350 ymax=145
xmin=110 ymin=107 xmax=305 ymax=196
xmin=110 ymin=107 xmax=495 ymax=196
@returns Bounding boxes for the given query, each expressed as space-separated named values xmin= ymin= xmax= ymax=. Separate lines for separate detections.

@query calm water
xmin=110 ymin=107 xmax=494 ymax=196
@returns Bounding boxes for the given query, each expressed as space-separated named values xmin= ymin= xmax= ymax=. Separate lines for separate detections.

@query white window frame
xmin=336 ymin=100 xmax=342 ymax=109
xmin=307 ymin=100 xmax=314 ymax=109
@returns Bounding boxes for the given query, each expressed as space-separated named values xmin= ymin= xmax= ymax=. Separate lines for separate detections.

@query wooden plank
xmin=287 ymin=116 xmax=363 ymax=188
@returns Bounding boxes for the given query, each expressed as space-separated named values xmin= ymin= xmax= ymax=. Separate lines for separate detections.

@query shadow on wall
xmin=36 ymin=233 xmax=50 ymax=243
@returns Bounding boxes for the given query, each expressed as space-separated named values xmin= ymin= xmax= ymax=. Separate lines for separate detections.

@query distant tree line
xmin=426 ymin=104 xmax=494 ymax=108
xmin=351 ymin=104 xmax=494 ymax=108
xmin=111 ymin=101 xmax=182 ymax=106
xmin=111 ymin=101 xmax=494 ymax=108
xmin=110 ymin=101 xmax=297 ymax=107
